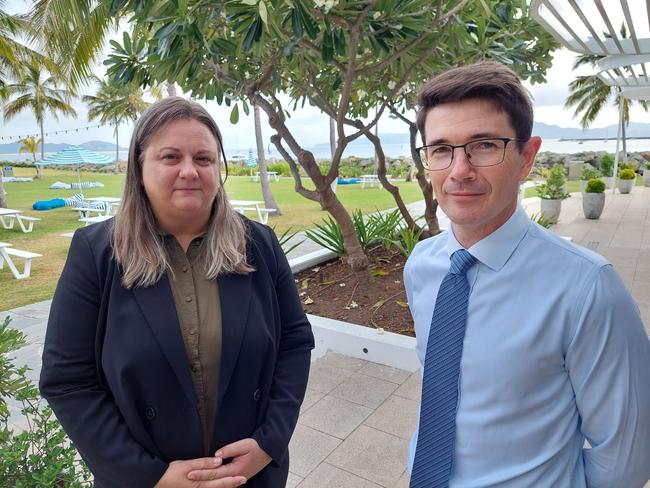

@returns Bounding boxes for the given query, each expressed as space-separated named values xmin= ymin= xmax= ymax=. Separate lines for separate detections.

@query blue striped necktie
xmin=410 ymin=249 xmax=477 ymax=488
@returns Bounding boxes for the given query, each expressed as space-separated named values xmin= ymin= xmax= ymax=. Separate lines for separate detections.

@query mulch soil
xmin=294 ymin=245 xmax=415 ymax=337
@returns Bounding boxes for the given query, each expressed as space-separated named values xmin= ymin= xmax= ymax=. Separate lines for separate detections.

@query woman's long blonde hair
xmin=112 ymin=97 xmax=253 ymax=288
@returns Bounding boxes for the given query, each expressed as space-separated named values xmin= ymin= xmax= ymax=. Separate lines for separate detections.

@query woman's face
xmin=141 ymin=118 xmax=221 ymax=231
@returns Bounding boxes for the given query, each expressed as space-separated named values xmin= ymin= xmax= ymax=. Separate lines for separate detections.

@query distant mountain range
xmin=0 ymin=140 xmax=124 ymax=154
xmin=311 ymin=122 xmax=650 ymax=149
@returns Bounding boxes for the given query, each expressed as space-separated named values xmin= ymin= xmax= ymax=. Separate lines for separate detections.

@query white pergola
xmin=531 ymin=0 xmax=650 ymax=192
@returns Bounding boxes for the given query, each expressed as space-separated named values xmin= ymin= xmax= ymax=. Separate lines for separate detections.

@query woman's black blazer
xmin=39 ymin=218 xmax=314 ymax=487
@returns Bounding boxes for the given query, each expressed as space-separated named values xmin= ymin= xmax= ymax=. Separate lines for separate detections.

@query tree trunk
xmin=259 ymin=99 xmax=367 ymax=269
xmin=114 ymin=121 xmax=120 ymax=174
xmin=329 ymin=117 xmax=337 ymax=194
xmin=408 ymin=123 xmax=440 ymax=236
xmin=254 ymin=104 xmax=281 ymax=215
xmin=36 ymin=121 xmax=45 ymax=179
xmin=0 ymin=177 xmax=7 ymax=208
xmin=622 ymin=120 xmax=628 ymax=163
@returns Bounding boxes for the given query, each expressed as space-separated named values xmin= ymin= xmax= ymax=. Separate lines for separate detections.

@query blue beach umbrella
xmin=36 ymin=146 xmax=115 ymax=195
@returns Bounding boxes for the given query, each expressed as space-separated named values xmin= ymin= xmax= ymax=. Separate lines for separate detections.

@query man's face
xmin=423 ymin=98 xmax=541 ymax=245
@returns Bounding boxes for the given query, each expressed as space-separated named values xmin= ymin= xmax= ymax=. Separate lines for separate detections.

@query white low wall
xmin=289 ymin=249 xmax=419 ymax=372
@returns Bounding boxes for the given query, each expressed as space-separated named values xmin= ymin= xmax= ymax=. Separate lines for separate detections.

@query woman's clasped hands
xmin=155 ymin=438 xmax=271 ymax=487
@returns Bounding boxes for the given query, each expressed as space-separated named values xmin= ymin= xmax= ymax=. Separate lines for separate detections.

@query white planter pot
xmin=540 ymin=198 xmax=562 ymax=224
xmin=643 ymin=168 xmax=650 ymax=187
xmin=602 ymin=176 xmax=616 ymax=189
xmin=582 ymin=192 xmax=605 ymax=219
xmin=618 ymin=179 xmax=634 ymax=194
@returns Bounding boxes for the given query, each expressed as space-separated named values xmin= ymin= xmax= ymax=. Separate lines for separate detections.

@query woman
xmin=39 ymin=97 xmax=314 ymax=488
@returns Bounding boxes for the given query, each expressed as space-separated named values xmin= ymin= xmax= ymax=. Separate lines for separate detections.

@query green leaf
xmin=301 ymin=278 xmax=311 ymax=290
xmin=230 ymin=104 xmax=239 ymax=124
xmin=396 ymin=300 xmax=409 ymax=308
xmin=259 ymin=1 xmax=269 ymax=26
xmin=371 ymin=269 xmax=388 ymax=276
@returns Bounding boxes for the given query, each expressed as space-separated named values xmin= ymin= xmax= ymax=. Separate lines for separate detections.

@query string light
xmin=0 ymin=122 xmax=116 ymax=143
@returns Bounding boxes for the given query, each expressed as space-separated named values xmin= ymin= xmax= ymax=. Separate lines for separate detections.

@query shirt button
xmin=192 ymin=364 xmax=199 ymax=373
xmin=189 ymin=329 xmax=197 ymax=335
xmin=145 ymin=407 xmax=156 ymax=420
xmin=253 ymin=389 xmax=261 ymax=401
xmin=185 ymin=296 xmax=193 ymax=303
xmin=182 ymin=265 xmax=188 ymax=272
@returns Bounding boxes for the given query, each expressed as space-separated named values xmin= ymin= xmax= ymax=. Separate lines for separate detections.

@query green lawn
xmin=0 ymin=167 xmax=424 ymax=310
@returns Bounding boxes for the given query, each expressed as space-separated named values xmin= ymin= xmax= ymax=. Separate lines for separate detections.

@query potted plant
xmin=582 ymin=178 xmax=606 ymax=219
xmin=599 ymin=153 xmax=615 ymax=189
xmin=579 ymin=165 xmax=600 ymax=192
xmin=618 ymin=168 xmax=636 ymax=194
xmin=537 ymin=164 xmax=570 ymax=224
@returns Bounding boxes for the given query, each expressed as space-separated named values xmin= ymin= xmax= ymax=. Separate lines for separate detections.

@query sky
xmin=2 ymin=1 xmax=648 ymax=152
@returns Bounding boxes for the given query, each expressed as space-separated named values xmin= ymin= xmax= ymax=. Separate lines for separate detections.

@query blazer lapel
xmin=132 ymin=277 xmax=197 ymax=406
xmin=217 ymin=271 xmax=252 ymax=409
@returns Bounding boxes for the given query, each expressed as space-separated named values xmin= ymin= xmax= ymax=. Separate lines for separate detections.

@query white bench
xmin=252 ymin=171 xmax=280 ymax=182
xmin=235 ymin=207 xmax=276 ymax=224
xmin=80 ymin=215 xmax=112 ymax=226
xmin=73 ymin=207 xmax=109 ymax=218
xmin=15 ymin=215 xmax=40 ymax=233
xmin=0 ymin=247 xmax=42 ymax=279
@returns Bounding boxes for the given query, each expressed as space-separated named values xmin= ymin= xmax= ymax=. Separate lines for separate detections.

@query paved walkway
xmin=2 ymin=187 xmax=649 ymax=487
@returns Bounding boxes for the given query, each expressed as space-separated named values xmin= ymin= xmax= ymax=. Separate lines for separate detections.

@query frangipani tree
xmin=36 ymin=0 xmax=556 ymax=268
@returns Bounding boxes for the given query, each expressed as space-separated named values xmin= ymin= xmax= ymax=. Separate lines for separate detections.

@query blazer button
xmin=253 ymin=389 xmax=261 ymax=401
xmin=145 ymin=407 xmax=157 ymax=420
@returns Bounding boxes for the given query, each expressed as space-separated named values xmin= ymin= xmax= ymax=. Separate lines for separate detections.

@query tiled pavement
xmin=2 ymin=186 xmax=649 ymax=487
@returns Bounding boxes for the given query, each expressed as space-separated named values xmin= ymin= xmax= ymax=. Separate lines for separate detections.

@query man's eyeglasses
xmin=417 ymin=137 xmax=526 ymax=171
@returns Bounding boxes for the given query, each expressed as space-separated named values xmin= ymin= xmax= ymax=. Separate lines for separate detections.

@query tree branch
xmin=270 ymin=134 xmax=320 ymax=202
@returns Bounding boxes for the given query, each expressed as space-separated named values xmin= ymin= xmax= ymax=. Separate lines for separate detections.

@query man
xmin=404 ymin=61 xmax=650 ymax=487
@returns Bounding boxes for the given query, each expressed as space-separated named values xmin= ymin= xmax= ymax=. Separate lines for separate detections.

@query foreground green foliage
xmin=0 ymin=317 xmax=92 ymax=486
xmin=537 ymin=165 xmax=570 ymax=200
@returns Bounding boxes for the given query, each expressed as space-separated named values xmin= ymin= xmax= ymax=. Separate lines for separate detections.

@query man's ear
xmin=519 ymin=136 xmax=542 ymax=181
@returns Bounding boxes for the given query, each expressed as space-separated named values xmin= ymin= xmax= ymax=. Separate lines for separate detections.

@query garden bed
xmin=294 ymin=245 xmax=415 ymax=337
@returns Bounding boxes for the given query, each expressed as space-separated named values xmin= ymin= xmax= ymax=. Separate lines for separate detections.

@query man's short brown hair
xmin=416 ymin=61 xmax=533 ymax=151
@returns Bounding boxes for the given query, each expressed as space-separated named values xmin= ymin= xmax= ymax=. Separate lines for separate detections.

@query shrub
xmin=352 ymin=209 xmax=384 ymax=251
xmin=537 ymin=164 xmax=570 ymax=200
xmin=0 ymin=317 xmax=92 ymax=486
xmin=266 ymin=161 xmax=291 ymax=176
xmin=580 ymin=165 xmax=600 ymax=181
xmin=339 ymin=165 xmax=363 ymax=178
xmin=304 ymin=217 xmax=345 ymax=256
xmin=271 ymin=226 xmax=304 ymax=255
xmin=618 ymin=161 xmax=639 ymax=172
xmin=368 ymin=209 xmax=404 ymax=250
xmin=227 ymin=164 xmax=251 ymax=176
xmin=530 ymin=212 xmax=553 ymax=229
xmin=619 ymin=169 xmax=636 ymax=180
xmin=599 ymin=154 xmax=614 ymax=177
xmin=392 ymin=226 xmax=423 ymax=257
xmin=585 ymin=178 xmax=606 ymax=193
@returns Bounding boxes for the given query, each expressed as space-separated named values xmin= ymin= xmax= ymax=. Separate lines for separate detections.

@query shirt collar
xmin=444 ymin=206 xmax=531 ymax=272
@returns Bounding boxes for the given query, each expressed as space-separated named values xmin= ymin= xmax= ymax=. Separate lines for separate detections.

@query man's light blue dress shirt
xmin=404 ymin=207 xmax=650 ymax=487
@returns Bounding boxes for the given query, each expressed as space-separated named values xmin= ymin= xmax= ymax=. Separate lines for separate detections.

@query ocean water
xmin=2 ymin=138 xmax=649 ymax=164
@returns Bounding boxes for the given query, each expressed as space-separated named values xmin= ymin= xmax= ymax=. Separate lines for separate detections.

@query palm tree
xmin=18 ymin=135 xmax=41 ymax=177
xmin=565 ymin=54 xmax=649 ymax=158
xmin=83 ymin=76 xmax=150 ymax=172
xmin=3 ymin=62 xmax=77 ymax=163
